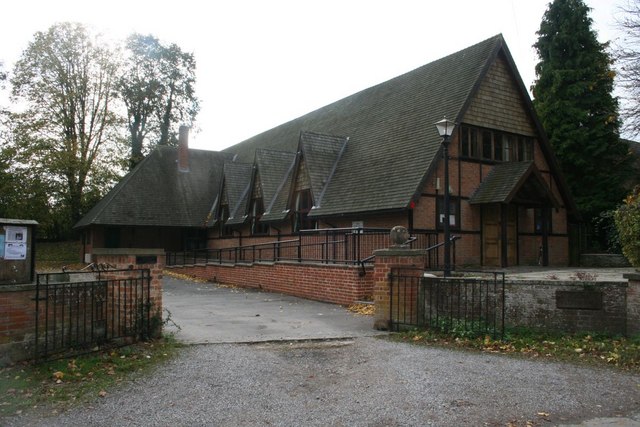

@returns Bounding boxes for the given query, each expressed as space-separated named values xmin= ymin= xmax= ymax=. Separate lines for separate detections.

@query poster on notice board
xmin=3 ymin=226 xmax=28 ymax=260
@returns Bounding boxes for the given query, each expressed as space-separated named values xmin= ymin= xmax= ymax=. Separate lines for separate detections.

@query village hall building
xmin=75 ymin=34 xmax=578 ymax=269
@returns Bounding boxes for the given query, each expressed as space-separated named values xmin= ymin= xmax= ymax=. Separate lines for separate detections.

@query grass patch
xmin=388 ymin=328 xmax=640 ymax=372
xmin=35 ymin=241 xmax=84 ymax=272
xmin=0 ymin=336 xmax=183 ymax=420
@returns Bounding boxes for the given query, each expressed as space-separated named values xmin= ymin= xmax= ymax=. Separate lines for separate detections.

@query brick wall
xmin=373 ymin=250 xmax=638 ymax=336
xmin=92 ymin=248 xmax=164 ymax=318
xmin=625 ymin=272 xmax=640 ymax=336
xmin=0 ymin=285 xmax=37 ymax=365
xmin=169 ymin=261 xmax=373 ymax=306
xmin=505 ymin=280 xmax=628 ymax=334
xmin=372 ymin=248 xmax=426 ymax=330
xmin=0 ymin=249 xmax=164 ymax=366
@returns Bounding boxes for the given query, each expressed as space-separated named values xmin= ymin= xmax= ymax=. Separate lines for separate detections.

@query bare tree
xmin=616 ymin=0 xmax=640 ymax=137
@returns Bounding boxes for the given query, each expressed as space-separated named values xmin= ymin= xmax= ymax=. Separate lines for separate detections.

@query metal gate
xmin=389 ymin=267 xmax=505 ymax=339
xmin=34 ymin=269 xmax=152 ymax=360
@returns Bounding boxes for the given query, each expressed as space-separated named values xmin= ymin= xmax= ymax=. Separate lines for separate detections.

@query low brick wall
xmin=168 ymin=261 xmax=374 ymax=306
xmin=580 ymin=253 xmax=630 ymax=268
xmin=0 ymin=284 xmax=38 ymax=365
xmin=0 ymin=249 xmax=164 ymax=366
xmin=372 ymin=250 xmax=640 ymax=336
xmin=504 ymin=281 xmax=628 ymax=335
xmin=625 ymin=272 xmax=640 ymax=336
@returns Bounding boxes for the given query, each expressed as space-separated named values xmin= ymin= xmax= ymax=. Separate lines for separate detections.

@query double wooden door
xmin=482 ymin=205 xmax=517 ymax=267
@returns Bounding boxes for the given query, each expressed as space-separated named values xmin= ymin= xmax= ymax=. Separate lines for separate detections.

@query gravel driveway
xmin=5 ymin=337 xmax=640 ymax=426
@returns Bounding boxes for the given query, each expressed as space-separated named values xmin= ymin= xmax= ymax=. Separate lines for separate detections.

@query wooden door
xmin=506 ymin=206 xmax=517 ymax=266
xmin=482 ymin=206 xmax=501 ymax=267
xmin=483 ymin=205 xmax=518 ymax=267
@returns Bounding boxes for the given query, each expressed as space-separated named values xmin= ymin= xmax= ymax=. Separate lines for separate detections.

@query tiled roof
xmin=224 ymin=35 xmax=503 ymax=217
xmin=74 ymin=146 xmax=231 ymax=228
xmin=469 ymin=161 xmax=560 ymax=207
xmin=255 ymin=149 xmax=296 ymax=222
xmin=223 ymin=162 xmax=254 ymax=225
xmin=299 ymin=131 xmax=348 ymax=208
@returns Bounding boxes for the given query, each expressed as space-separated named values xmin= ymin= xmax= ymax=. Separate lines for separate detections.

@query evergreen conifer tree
xmin=532 ymin=0 xmax=631 ymax=224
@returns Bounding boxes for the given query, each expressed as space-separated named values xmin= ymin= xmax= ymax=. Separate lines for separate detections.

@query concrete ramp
xmin=162 ymin=276 xmax=382 ymax=344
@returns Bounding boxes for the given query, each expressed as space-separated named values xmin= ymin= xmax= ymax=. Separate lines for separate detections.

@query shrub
xmin=614 ymin=185 xmax=640 ymax=267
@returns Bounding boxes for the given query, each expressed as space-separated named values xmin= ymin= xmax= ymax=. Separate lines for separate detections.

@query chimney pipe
xmin=178 ymin=125 xmax=190 ymax=172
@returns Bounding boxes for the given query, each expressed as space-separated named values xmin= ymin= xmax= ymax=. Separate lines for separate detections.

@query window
xmin=219 ymin=204 xmax=233 ymax=237
xmin=460 ymin=125 xmax=535 ymax=163
xmin=184 ymin=228 xmax=207 ymax=250
xmin=534 ymin=208 xmax=552 ymax=234
xmin=292 ymin=189 xmax=316 ymax=232
xmin=436 ymin=197 xmax=460 ymax=230
xmin=105 ymin=227 xmax=120 ymax=248
xmin=517 ymin=136 xmax=534 ymax=161
xmin=482 ymin=130 xmax=492 ymax=160
xmin=493 ymin=134 xmax=503 ymax=161
xmin=250 ymin=197 xmax=269 ymax=236
xmin=461 ymin=126 xmax=478 ymax=158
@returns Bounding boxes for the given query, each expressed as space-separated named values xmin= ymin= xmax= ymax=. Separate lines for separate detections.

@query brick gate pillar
xmin=91 ymin=248 xmax=165 ymax=321
xmin=624 ymin=272 xmax=640 ymax=336
xmin=373 ymin=248 xmax=426 ymax=330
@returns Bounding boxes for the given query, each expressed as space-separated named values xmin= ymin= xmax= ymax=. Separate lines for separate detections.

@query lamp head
xmin=435 ymin=117 xmax=455 ymax=138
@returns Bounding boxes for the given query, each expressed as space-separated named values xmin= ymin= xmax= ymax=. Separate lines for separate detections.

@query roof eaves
xmin=73 ymin=149 xmax=158 ymax=229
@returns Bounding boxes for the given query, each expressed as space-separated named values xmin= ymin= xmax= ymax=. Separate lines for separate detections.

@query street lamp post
xmin=435 ymin=118 xmax=455 ymax=277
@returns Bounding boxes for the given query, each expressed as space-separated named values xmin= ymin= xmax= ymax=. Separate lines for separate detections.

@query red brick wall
xmin=0 ymin=250 xmax=164 ymax=366
xmin=92 ymin=250 xmax=164 ymax=317
xmin=169 ymin=261 xmax=373 ymax=306
xmin=626 ymin=273 xmax=640 ymax=336
xmin=0 ymin=286 xmax=37 ymax=365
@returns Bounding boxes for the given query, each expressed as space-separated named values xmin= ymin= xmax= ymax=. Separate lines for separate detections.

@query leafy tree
xmin=616 ymin=0 xmax=640 ymax=137
xmin=119 ymin=34 xmax=199 ymax=168
xmin=532 ymin=0 xmax=633 ymax=224
xmin=10 ymin=22 xmax=126 ymax=228
xmin=0 ymin=62 xmax=6 ymax=87
xmin=614 ymin=185 xmax=640 ymax=266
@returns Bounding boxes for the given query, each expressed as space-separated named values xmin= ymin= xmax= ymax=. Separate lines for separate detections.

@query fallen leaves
xmin=347 ymin=303 xmax=375 ymax=316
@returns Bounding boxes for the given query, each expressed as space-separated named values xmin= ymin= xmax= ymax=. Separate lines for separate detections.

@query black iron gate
xmin=389 ymin=267 xmax=505 ymax=339
xmin=34 ymin=269 xmax=152 ymax=360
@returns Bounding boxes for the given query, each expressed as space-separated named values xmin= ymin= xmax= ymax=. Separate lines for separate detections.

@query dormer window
xmin=292 ymin=189 xmax=316 ymax=232
xmin=219 ymin=204 xmax=233 ymax=237
xmin=250 ymin=197 xmax=269 ymax=236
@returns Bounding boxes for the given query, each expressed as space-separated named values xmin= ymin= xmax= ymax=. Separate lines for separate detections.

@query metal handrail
xmin=166 ymin=228 xmax=439 ymax=267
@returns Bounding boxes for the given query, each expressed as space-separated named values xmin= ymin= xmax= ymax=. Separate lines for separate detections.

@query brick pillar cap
xmin=623 ymin=271 xmax=640 ymax=280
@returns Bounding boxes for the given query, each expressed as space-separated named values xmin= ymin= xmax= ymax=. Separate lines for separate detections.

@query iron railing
xmin=389 ymin=267 xmax=505 ymax=339
xmin=166 ymin=228 xmax=439 ymax=267
xmin=34 ymin=269 xmax=152 ymax=360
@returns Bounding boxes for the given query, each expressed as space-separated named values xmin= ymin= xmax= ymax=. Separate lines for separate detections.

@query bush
xmin=614 ymin=185 xmax=640 ymax=267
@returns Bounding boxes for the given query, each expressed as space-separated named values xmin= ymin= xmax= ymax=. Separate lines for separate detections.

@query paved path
xmin=162 ymin=275 xmax=381 ymax=344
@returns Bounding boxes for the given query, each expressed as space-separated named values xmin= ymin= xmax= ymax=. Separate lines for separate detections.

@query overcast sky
xmin=0 ymin=0 xmax=626 ymax=151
